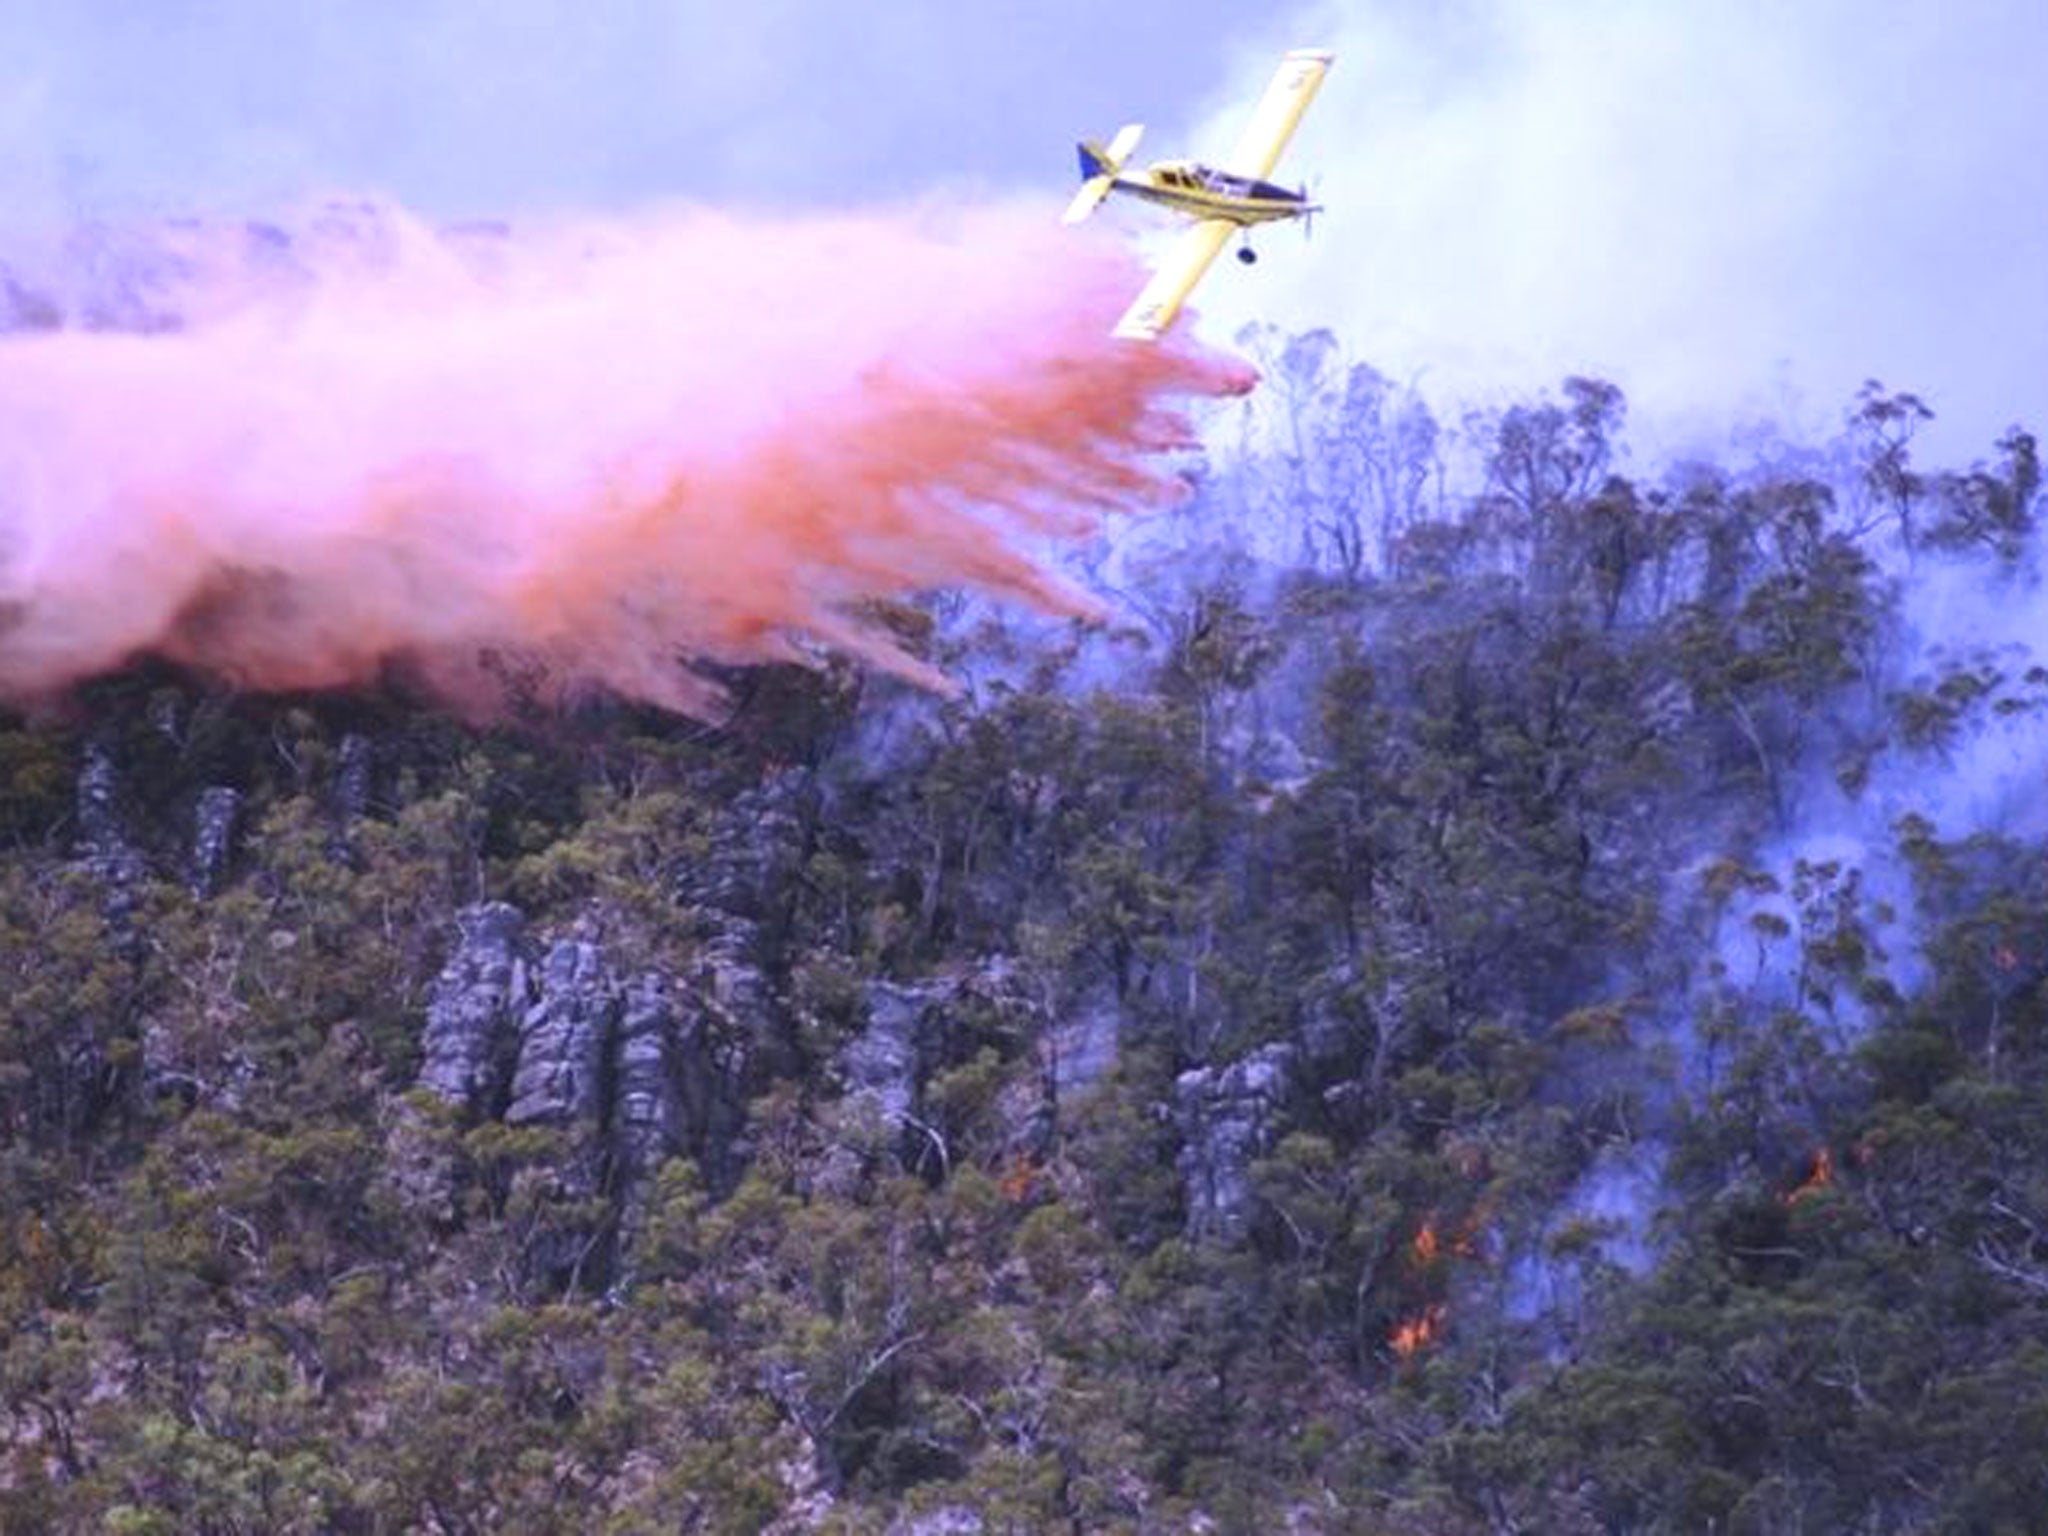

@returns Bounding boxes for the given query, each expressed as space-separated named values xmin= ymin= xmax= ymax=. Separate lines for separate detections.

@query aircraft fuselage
xmin=1112 ymin=161 xmax=1314 ymax=227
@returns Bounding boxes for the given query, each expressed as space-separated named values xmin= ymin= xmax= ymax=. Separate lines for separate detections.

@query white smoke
xmin=1184 ymin=0 xmax=2048 ymax=463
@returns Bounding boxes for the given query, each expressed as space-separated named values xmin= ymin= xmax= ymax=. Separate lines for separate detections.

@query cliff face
xmin=402 ymin=897 xmax=1103 ymax=1285
xmin=416 ymin=901 xmax=526 ymax=1115
xmin=43 ymin=705 xmax=1164 ymax=1297
xmin=375 ymin=765 xmax=812 ymax=1287
xmin=402 ymin=904 xmax=744 ymax=1286
xmin=1175 ymin=1042 xmax=1296 ymax=1244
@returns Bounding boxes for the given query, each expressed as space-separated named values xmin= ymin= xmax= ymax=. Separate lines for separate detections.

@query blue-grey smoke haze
xmin=4 ymin=1 xmax=2040 ymax=459
xmin=0 ymin=0 xmax=1282 ymax=219
xmin=1188 ymin=0 xmax=2046 ymax=463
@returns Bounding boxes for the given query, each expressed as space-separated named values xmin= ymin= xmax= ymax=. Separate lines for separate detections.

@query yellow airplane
xmin=1065 ymin=48 xmax=1333 ymax=341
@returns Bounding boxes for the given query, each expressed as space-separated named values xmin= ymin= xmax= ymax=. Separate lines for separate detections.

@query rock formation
xmin=1175 ymin=1042 xmax=1297 ymax=1244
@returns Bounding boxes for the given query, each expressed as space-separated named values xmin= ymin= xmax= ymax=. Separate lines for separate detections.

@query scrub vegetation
xmin=2 ymin=346 xmax=2045 ymax=1533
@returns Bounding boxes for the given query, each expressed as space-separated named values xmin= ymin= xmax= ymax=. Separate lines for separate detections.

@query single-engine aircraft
xmin=1065 ymin=48 xmax=1333 ymax=341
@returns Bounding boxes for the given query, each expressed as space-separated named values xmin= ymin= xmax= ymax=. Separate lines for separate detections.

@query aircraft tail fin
xmin=1063 ymin=123 xmax=1143 ymax=224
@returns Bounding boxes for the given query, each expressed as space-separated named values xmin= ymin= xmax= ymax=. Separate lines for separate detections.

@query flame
xmin=1409 ymin=1212 xmax=1485 ymax=1267
xmin=1785 ymin=1147 xmax=1835 ymax=1204
xmin=999 ymin=1156 xmax=1036 ymax=1203
xmin=1390 ymin=1303 xmax=1446 ymax=1358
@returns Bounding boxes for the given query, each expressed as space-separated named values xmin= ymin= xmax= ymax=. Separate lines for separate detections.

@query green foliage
xmin=4 ymin=367 xmax=2045 ymax=1530
xmin=0 ymin=726 xmax=71 ymax=845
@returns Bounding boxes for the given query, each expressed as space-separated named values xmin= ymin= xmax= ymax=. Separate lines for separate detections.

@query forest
xmin=3 ymin=326 xmax=2046 ymax=1533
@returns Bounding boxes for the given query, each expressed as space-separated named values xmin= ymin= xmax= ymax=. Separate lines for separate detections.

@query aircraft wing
xmin=1224 ymin=48 xmax=1333 ymax=182
xmin=1112 ymin=218 xmax=1235 ymax=341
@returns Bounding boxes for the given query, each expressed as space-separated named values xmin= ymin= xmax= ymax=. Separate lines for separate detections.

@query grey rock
xmin=145 ymin=690 xmax=183 ymax=741
xmin=674 ymin=770 xmax=809 ymax=1031
xmin=1176 ymin=1042 xmax=1297 ymax=1244
xmin=335 ymin=733 xmax=374 ymax=824
xmin=75 ymin=743 xmax=128 ymax=854
xmin=680 ymin=769 xmax=807 ymax=928
xmin=506 ymin=934 xmax=626 ymax=1291
xmin=889 ymin=1510 xmax=983 ymax=1536
xmin=1047 ymin=988 xmax=1122 ymax=1100
xmin=832 ymin=964 xmax=1051 ymax=1175
xmin=506 ymin=937 xmax=614 ymax=1135
xmin=613 ymin=976 xmax=685 ymax=1182
xmin=74 ymin=742 xmax=148 ymax=911
xmin=190 ymin=786 xmax=242 ymax=896
xmin=676 ymin=950 xmax=770 ymax=1191
xmin=417 ymin=902 xmax=527 ymax=1114
xmin=396 ymin=775 xmax=817 ymax=1268
xmin=609 ymin=973 xmax=736 ymax=1259
xmin=842 ymin=981 xmax=928 ymax=1130
xmin=662 ymin=771 xmax=810 ymax=1138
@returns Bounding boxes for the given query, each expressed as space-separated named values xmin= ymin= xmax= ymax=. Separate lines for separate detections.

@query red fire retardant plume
xmin=0 ymin=200 xmax=1253 ymax=716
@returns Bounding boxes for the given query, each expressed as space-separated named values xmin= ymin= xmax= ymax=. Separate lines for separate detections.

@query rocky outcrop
xmin=610 ymin=977 xmax=688 ymax=1234
xmin=1045 ymin=988 xmax=1121 ymax=1102
xmin=76 ymin=743 xmax=137 ymax=861
xmin=417 ymin=902 xmax=527 ymax=1115
xmin=404 ymin=899 xmax=769 ymax=1277
xmin=335 ymin=733 xmax=375 ymax=825
xmin=506 ymin=938 xmax=612 ymax=1132
xmin=74 ymin=744 xmax=121 ymax=849
xmin=682 ymin=768 xmax=808 ymax=933
xmin=813 ymin=980 xmax=939 ymax=1195
xmin=503 ymin=936 xmax=619 ymax=1286
xmin=669 ymin=952 xmax=766 ymax=1195
xmin=678 ymin=770 xmax=807 ymax=965
xmin=888 ymin=1509 xmax=983 ymax=1536
xmin=74 ymin=742 xmax=148 ymax=915
xmin=190 ymin=786 xmax=242 ymax=896
xmin=1176 ymin=1043 xmax=1297 ymax=1244
xmin=394 ymin=776 xmax=1092 ymax=1281
xmin=827 ymin=964 xmax=1050 ymax=1183
xmin=661 ymin=767 xmax=813 ymax=1173
xmin=32 ymin=742 xmax=150 ymax=1139
xmin=841 ymin=982 xmax=927 ymax=1132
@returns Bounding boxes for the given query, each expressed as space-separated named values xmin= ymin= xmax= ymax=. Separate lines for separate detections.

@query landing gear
xmin=1236 ymin=245 xmax=1258 ymax=265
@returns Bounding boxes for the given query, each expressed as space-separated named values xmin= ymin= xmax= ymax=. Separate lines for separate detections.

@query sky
xmin=3 ymin=0 xmax=2042 ymax=460
xmin=1189 ymin=0 xmax=2048 ymax=461
xmin=0 ymin=0 xmax=1284 ymax=217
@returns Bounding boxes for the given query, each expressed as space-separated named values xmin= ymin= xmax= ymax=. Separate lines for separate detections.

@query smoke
xmin=1187 ymin=0 xmax=2047 ymax=461
xmin=0 ymin=200 xmax=1252 ymax=716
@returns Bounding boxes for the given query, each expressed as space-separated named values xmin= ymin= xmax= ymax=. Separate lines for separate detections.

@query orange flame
xmin=999 ymin=1156 xmax=1036 ymax=1203
xmin=1785 ymin=1147 xmax=1835 ymax=1204
xmin=1390 ymin=1304 xmax=1446 ymax=1358
xmin=1410 ymin=1212 xmax=1486 ymax=1267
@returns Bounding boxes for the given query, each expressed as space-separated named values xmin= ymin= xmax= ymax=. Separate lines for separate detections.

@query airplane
xmin=1064 ymin=48 xmax=1333 ymax=342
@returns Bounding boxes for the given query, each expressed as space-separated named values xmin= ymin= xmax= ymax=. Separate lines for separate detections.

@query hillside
xmin=3 ymin=349 xmax=2046 ymax=1533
